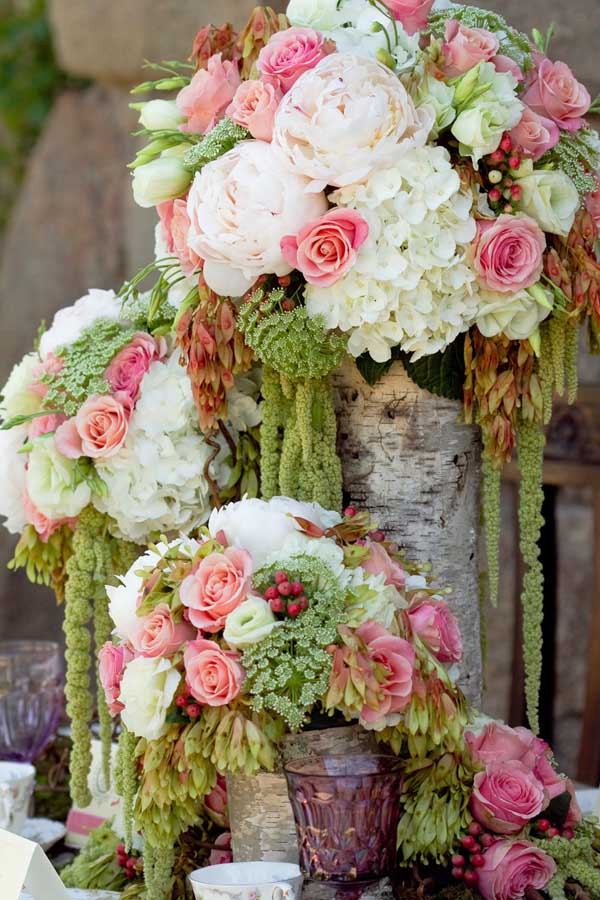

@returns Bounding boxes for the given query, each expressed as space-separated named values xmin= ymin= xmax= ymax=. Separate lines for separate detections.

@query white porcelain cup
xmin=0 ymin=761 xmax=36 ymax=834
xmin=189 ymin=861 xmax=303 ymax=900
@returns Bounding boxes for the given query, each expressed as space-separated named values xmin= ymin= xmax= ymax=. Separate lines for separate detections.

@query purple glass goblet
xmin=284 ymin=754 xmax=403 ymax=892
xmin=0 ymin=641 xmax=64 ymax=762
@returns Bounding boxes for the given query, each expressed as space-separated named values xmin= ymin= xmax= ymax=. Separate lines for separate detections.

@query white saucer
xmin=21 ymin=891 xmax=121 ymax=899
xmin=20 ymin=817 xmax=67 ymax=851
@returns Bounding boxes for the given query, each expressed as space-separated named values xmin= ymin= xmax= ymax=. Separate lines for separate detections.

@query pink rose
xmin=585 ymin=178 xmax=600 ymax=232
xmin=180 ymin=548 xmax=253 ymax=633
xmin=493 ymin=55 xmax=524 ymax=82
xmin=157 ymin=201 xmax=176 ymax=254
xmin=281 ymin=209 xmax=368 ymax=287
xmin=205 ymin=774 xmax=229 ymax=827
xmin=471 ymin=214 xmax=546 ymax=293
xmin=470 ymin=761 xmax=546 ymax=834
xmin=467 ymin=722 xmax=548 ymax=769
xmin=23 ymin=488 xmax=75 ymax=543
xmin=523 ymin=56 xmax=591 ymax=132
xmin=360 ymin=542 xmax=406 ymax=590
xmin=98 ymin=642 xmax=134 ymax=716
xmin=209 ymin=832 xmax=233 ymax=866
xmin=29 ymin=353 xmax=64 ymax=400
xmin=55 ymin=392 xmax=132 ymax=459
xmin=131 ymin=603 xmax=195 ymax=659
xmin=381 ymin=0 xmax=434 ymax=35
xmin=176 ymin=53 xmax=241 ymax=135
xmin=478 ymin=840 xmax=556 ymax=900
xmin=564 ymin=778 xmax=583 ymax=829
xmin=441 ymin=21 xmax=499 ymax=77
xmin=510 ymin=107 xmax=560 ymax=161
xmin=170 ymin=198 xmax=203 ymax=275
xmin=257 ymin=27 xmax=329 ymax=93
xmin=356 ymin=620 xmax=415 ymax=723
xmin=28 ymin=413 xmax=66 ymax=440
xmin=226 ymin=79 xmax=282 ymax=142
xmin=533 ymin=754 xmax=567 ymax=802
xmin=183 ymin=639 xmax=245 ymax=706
xmin=105 ymin=333 xmax=166 ymax=402
xmin=408 ymin=599 xmax=462 ymax=663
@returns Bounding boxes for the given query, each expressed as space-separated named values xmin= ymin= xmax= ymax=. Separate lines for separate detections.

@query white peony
xmin=1 ymin=353 xmax=42 ymax=420
xmin=273 ymin=53 xmax=433 ymax=192
xmin=26 ymin=437 xmax=91 ymax=519
xmin=476 ymin=288 xmax=552 ymax=341
xmin=305 ymin=146 xmax=479 ymax=361
xmin=451 ymin=63 xmax=523 ymax=164
xmin=208 ymin=496 xmax=342 ymax=569
xmin=186 ymin=140 xmax=327 ymax=297
xmin=119 ymin=657 xmax=181 ymax=740
xmin=132 ymin=152 xmax=192 ymax=209
xmin=94 ymin=354 xmax=225 ymax=541
xmin=0 ymin=425 xmax=28 ymax=534
xmin=286 ymin=0 xmax=344 ymax=30
xmin=223 ymin=596 xmax=281 ymax=649
xmin=516 ymin=169 xmax=580 ymax=237
xmin=39 ymin=289 xmax=125 ymax=358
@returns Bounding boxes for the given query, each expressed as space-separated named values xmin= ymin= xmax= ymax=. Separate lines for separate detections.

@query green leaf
xmin=355 ymin=354 xmax=394 ymax=386
xmin=543 ymin=791 xmax=572 ymax=829
xmin=400 ymin=336 xmax=466 ymax=401
xmin=1 ymin=409 xmax=63 ymax=431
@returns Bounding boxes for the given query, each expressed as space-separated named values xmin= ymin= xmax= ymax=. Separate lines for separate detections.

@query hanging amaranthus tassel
xmin=517 ymin=419 xmax=546 ymax=734
xmin=481 ymin=450 xmax=502 ymax=608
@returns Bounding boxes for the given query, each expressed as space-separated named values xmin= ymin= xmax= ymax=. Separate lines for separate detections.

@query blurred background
xmin=0 ymin=0 xmax=599 ymax=783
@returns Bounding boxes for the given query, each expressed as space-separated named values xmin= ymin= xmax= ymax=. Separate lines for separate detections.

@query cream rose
xmin=119 ymin=656 xmax=180 ymax=741
xmin=516 ymin=169 xmax=580 ymax=237
xmin=476 ymin=288 xmax=551 ymax=341
xmin=223 ymin=596 xmax=280 ymax=648
xmin=186 ymin=140 xmax=327 ymax=297
xmin=272 ymin=53 xmax=434 ymax=191
xmin=26 ymin=438 xmax=91 ymax=520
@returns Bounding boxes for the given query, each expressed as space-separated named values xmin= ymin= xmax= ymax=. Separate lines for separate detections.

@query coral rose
xmin=360 ymin=542 xmax=406 ymax=590
xmin=257 ymin=26 xmax=329 ymax=92
xmin=28 ymin=413 xmax=66 ymax=440
xmin=478 ymin=839 xmax=556 ymax=900
xmin=357 ymin=620 xmax=415 ymax=723
xmin=281 ymin=208 xmax=368 ymax=287
xmin=227 ymin=79 xmax=282 ymax=142
xmin=131 ymin=603 xmax=195 ymax=659
xmin=467 ymin=722 xmax=549 ymax=769
xmin=522 ymin=56 xmax=591 ymax=132
xmin=176 ymin=53 xmax=241 ymax=135
xmin=585 ymin=178 xmax=600 ymax=233
xmin=209 ymin=832 xmax=233 ymax=866
xmin=55 ymin=392 xmax=133 ymax=460
xmin=442 ymin=21 xmax=499 ymax=77
xmin=510 ymin=107 xmax=559 ymax=161
xmin=184 ymin=639 xmax=245 ymax=706
xmin=205 ymin=774 xmax=228 ymax=827
xmin=23 ymin=487 xmax=75 ymax=543
xmin=105 ymin=333 xmax=166 ymax=402
xmin=98 ymin=642 xmax=134 ymax=716
xmin=471 ymin=214 xmax=546 ymax=293
xmin=408 ymin=599 xmax=462 ymax=663
xmin=180 ymin=547 xmax=253 ymax=633
xmin=381 ymin=0 xmax=434 ymax=34
xmin=470 ymin=760 xmax=546 ymax=834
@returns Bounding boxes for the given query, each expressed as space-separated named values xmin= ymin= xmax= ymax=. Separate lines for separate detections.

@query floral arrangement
xmin=0 ymin=287 xmax=261 ymax=806
xmin=94 ymin=496 xmax=598 ymax=900
xmin=124 ymin=0 xmax=600 ymax=731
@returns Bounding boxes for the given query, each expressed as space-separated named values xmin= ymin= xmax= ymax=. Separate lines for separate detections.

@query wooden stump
xmin=334 ymin=359 xmax=483 ymax=706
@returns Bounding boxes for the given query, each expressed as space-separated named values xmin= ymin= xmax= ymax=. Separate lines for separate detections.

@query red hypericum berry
xmin=508 ymin=155 xmax=521 ymax=169
xmin=278 ymin=581 xmax=292 ymax=596
xmin=500 ymin=135 xmax=513 ymax=152
xmin=451 ymin=855 xmax=466 ymax=868
xmin=547 ymin=827 xmax=560 ymax=839
xmin=275 ymin=570 xmax=288 ymax=584
xmin=562 ymin=828 xmax=575 ymax=840
xmin=468 ymin=822 xmax=483 ymax=837
xmin=186 ymin=704 xmax=201 ymax=719
xmin=461 ymin=835 xmax=478 ymax=851
xmin=536 ymin=819 xmax=551 ymax=833
xmin=298 ymin=595 xmax=309 ymax=611
xmin=282 ymin=299 xmax=295 ymax=312
xmin=490 ymin=149 xmax=505 ymax=164
xmin=117 ymin=844 xmax=126 ymax=856
xmin=489 ymin=188 xmax=502 ymax=202
xmin=176 ymin=695 xmax=187 ymax=708
xmin=471 ymin=854 xmax=485 ymax=869
xmin=278 ymin=275 xmax=291 ymax=287
xmin=290 ymin=581 xmax=304 ymax=596
xmin=265 ymin=586 xmax=279 ymax=601
xmin=344 ymin=506 xmax=357 ymax=518
xmin=287 ymin=602 xmax=301 ymax=618
xmin=369 ymin=530 xmax=385 ymax=543
xmin=480 ymin=833 xmax=495 ymax=848
xmin=504 ymin=203 xmax=514 ymax=213
xmin=270 ymin=597 xmax=284 ymax=614
xmin=464 ymin=870 xmax=479 ymax=888
xmin=511 ymin=184 xmax=522 ymax=200
xmin=451 ymin=867 xmax=465 ymax=881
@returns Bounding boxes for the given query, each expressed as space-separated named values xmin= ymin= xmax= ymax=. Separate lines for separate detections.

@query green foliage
xmin=532 ymin=23 xmax=556 ymax=55
xmin=119 ymin=259 xmax=185 ymax=333
xmin=355 ymin=338 xmax=466 ymax=398
xmin=539 ymin=128 xmax=600 ymax=196
xmin=199 ymin=704 xmax=284 ymax=775
xmin=61 ymin=822 xmax=130 ymax=892
xmin=427 ymin=5 xmax=533 ymax=71
xmin=183 ymin=118 xmax=250 ymax=174
xmin=8 ymin=522 xmax=73 ymax=600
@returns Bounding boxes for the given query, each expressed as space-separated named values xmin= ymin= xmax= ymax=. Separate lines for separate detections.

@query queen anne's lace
xmin=305 ymin=146 xmax=480 ymax=361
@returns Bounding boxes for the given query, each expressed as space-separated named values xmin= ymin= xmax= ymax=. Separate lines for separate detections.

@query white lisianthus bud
xmin=132 ymin=154 xmax=191 ymax=208
xmin=138 ymin=99 xmax=185 ymax=132
xmin=515 ymin=169 xmax=579 ymax=236
xmin=223 ymin=596 xmax=281 ymax=649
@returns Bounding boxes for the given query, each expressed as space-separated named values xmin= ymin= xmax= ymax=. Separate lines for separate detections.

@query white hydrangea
xmin=305 ymin=146 xmax=480 ymax=361
xmin=227 ymin=372 xmax=263 ymax=433
xmin=0 ymin=425 xmax=28 ymax=534
xmin=39 ymin=289 xmax=125 ymax=358
xmin=94 ymin=353 xmax=228 ymax=542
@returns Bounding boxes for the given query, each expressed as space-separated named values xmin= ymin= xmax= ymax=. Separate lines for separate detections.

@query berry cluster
xmin=175 ymin=693 xmax=201 ymax=719
xmin=451 ymin=822 xmax=496 ymax=888
xmin=483 ymin=134 xmax=523 ymax=214
xmin=264 ymin=570 xmax=309 ymax=618
xmin=116 ymin=843 xmax=143 ymax=880
xmin=534 ymin=817 xmax=575 ymax=841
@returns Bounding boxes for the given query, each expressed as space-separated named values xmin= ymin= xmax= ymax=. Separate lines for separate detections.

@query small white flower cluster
xmin=305 ymin=145 xmax=479 ymax=361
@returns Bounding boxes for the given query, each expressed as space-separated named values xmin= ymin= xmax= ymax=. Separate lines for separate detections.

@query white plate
xmin=20 ymin=817 xmax=67 ymax=851
xmin=21 ymin=891 xmax=121 ymax=899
